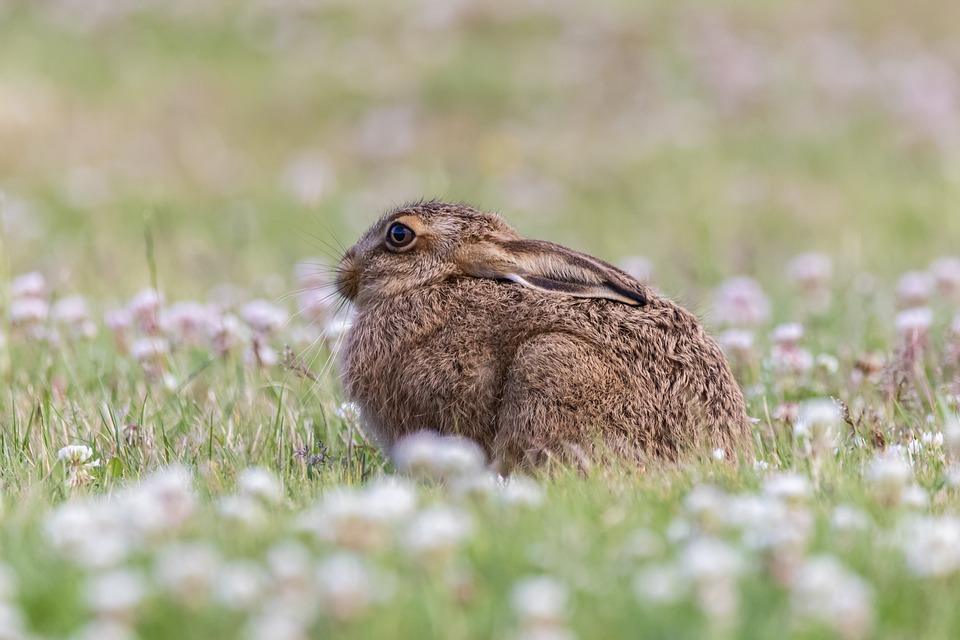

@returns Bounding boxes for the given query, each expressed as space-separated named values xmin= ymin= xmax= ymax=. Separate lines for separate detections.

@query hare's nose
xmin=336 ymin=251 xmax=360 ymax=301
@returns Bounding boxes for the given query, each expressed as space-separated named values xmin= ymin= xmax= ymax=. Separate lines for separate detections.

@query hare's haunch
xmin=336 ymin=201 xmax=751 ymax=469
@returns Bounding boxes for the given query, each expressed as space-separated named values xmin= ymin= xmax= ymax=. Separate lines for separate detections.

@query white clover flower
xmin=246 ymin=611 xmax=307 ymax=640
xmin=10 ymin=271 xmax=46 ymax=299
xmin=634 ymin=563 xmax=688 ymax=605
xmin=830 ymin=505 xmax=871 ymax=536
xmin=899 ymin=516 xmax=960 ymax=577
xmin=130 ymin=336 xmax=169 ymax=363
xmin=403 ymin=506 xmax=473 ymax=563
xmin=57 ymin=444 xmax=101 ymax=488
xmin=499 ymin=475 xmax=545 ymax=508
xmin=680 ymin=537 xmax=745 ymax=624
xmin=123 ymin=465 xmax=196 ymax=536
xmin=316 ymin=553 xmax=388 ymax=621
xmin=57 ymin=444 xmax=97 ymax=466
xmin=240 ymin=299 xmax=288 ymax=334
xmin=712 ymin=277 xmax=770 ymax=327
xmin=729 ymin=493 xmax=812 ymax=553
xmin=865 ymin=450 xmax=914 ymax=505
xmin=392 ymin=431 xmax=487 ymax=481
xmin=793 ymin=399 xmax=843 ymax=455
xmin=711 ymin=447 xmax=726 ymax=461
xmin=511 ymin=575 xmax=569 ymax=628
xmin=791 ymin=555 xmax=873 ymax=640
xmin=154 ymin=543 xmax=221 ymax=604
xmin=237 ymin=467 xmax=284 ymax=505
xmin=0 ymin=602 xmax=27 ymax=640
xmin=815 ymin=353 xmax=840 ymax=375
xmin=684 ymin=484 xmax=729 ymax=532
xmin=298 ymin=477 xmax=417 ymax=551
xmin=85 ymin=569 xmax=146 ymax=619
xmin=44 ymin=500 xmax=132 ymax=569
xmin=753 ymin=459 xmax=770 ymax=473
xmin=215 ymin=562 xmax=268 ymax=610
xmin=71 ymin=619 xmax=137 ymax=640
xmin=217 ymin=495 xmax=268 ymax=529
xmin=763 ymin=472 xmax=811 ymax=506
xmin=266 ymin=541 xmax=316 ymax=607
xmin=680 ymin=537 xmax=745 ymax=582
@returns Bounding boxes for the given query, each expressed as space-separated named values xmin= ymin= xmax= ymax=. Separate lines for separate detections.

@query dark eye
xmin=386 ymin=222 xmax=416 ymax=250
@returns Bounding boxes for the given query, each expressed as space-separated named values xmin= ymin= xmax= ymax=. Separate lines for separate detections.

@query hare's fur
xmin=338 ymin=201 xmax=750 ymax=468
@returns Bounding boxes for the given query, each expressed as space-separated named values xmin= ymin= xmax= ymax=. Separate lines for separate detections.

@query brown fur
xmin=336 ymin=201 xmax=751 ymax=470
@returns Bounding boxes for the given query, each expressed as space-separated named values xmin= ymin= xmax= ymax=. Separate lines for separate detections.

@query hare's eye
xmin=386 ymin=222 xmax=416 ymax=251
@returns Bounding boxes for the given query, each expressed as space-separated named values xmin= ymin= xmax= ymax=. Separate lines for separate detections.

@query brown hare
xmin=336 ymin=201 xmax=751 ymax=470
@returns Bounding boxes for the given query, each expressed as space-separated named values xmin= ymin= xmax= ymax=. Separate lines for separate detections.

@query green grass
xmin=2 ymin=1 xmax=960 ymax=638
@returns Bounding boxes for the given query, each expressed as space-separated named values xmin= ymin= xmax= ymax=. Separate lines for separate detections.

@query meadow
xmin=3 ymin=0 xmax=960 ymax=638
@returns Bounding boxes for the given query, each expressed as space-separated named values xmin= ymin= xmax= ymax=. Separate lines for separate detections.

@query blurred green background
xmin=2 ymin=0 xmax=960 ymax=304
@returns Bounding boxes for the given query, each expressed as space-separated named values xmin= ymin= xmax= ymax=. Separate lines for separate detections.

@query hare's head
xmin=337 ymin=200 xmax=648 ymax=308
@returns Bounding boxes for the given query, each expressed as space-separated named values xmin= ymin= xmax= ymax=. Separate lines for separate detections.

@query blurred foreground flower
xmin=712 ymin=277 xmax=770 ymax=327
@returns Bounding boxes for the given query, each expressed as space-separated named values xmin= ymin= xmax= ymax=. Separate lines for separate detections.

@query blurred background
xmin=2 ymin=0 xmax=960 ymax=310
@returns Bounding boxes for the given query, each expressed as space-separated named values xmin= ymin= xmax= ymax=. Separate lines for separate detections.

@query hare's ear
xmin=456 ymin=238 xmax=648 ymax=306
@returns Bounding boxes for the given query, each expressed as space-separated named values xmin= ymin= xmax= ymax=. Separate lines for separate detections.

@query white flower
xmin=217 ymin=495 xmax=268 ymax=529
xmin=763 ymin=473 xmax=811 ymax=505
xmin=240 ymin=299 xmax=288 ymax=334
xmin=793 ymin=399 xmax=843 ymax=454
xmin=864 ymin=450 xmax=913 ymax=505
xmin=44 ymin=500 xmax=132 ymax=569
xmin=499 ymin=476 xmax=545 ymax=508
xmin=154 ymin=543 xmax=221 ymax=603
xmin=680 ymin=537 xmax=744 ymax=582
xmin=711 ymin=448 xmax=726 ymax=461
xmin=123 ymin=465 xmax=196 ymax=535
xmin=246 ymin=612 xmax=307 ymax=640
xmin=634 ymin=563 xmax=687 ymax=605
xmin=57 ymin=444 xmax=97 ymax=466
xmin=130 ymin=336 xmax=169 ymax=363
xmin=830 ymin=505 xmax=871 ymax=536
xmin=899 ymin=516 xmax=960 ymax=577
xmin=403 ymin=506 xmax=472 ymax=563
xmin=237 ymin=467 xmax=284 ymax=505
xmin=0 ymin=602 xmax=27 ymax=639
xmin=298 ymin=477 xmax=417 ymax=550
xmin=86 ymin=569 xmax=146 ymax=619
xmin=791 ymin=555 xmax=873 ymax=639
xmin=511 ymin=576 xmax=569 ymax=627
xmin=316 ymin=553 xmax=388 ymax=621
xmin=159 ymin=301 xmax=213 ymax=344
xmin=392 ymin=431 xmax=487 ymax=481
xmin=57 ymin=444 xmax=100 ymax=488
xmin=215 ymin=562 xmax=267 ymax=610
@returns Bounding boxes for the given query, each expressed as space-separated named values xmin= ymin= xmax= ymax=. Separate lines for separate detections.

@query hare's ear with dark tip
xmin=455 ymin=238 xmax=648 ymax=306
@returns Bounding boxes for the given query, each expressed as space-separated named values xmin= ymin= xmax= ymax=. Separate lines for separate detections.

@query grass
xmin=2 ymin=0 xmax=960 ymax=638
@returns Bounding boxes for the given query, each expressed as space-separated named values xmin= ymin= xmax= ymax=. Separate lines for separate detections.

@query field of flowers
xmin=4 ymin=1 xmax=960 ymax=638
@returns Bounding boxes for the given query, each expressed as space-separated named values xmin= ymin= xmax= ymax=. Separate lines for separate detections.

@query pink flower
xmin=128 ymin=289 xmax=164 ymax=333
xmin=712 ymin=277 xmax=770 ymax=327
xmin=11 ymin=271 xmax=47 ymax=299
xmin=931 ymin=257 xmax=960 ymax=301
xmin=240 ymin=300 xmax=287 ymax=335
xmin=896 ymin=271 xmax=934 ymax=309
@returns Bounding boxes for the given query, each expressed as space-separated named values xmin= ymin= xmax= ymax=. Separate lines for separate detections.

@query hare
xmin=336 ymin=201 xmax=751 ymax=470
